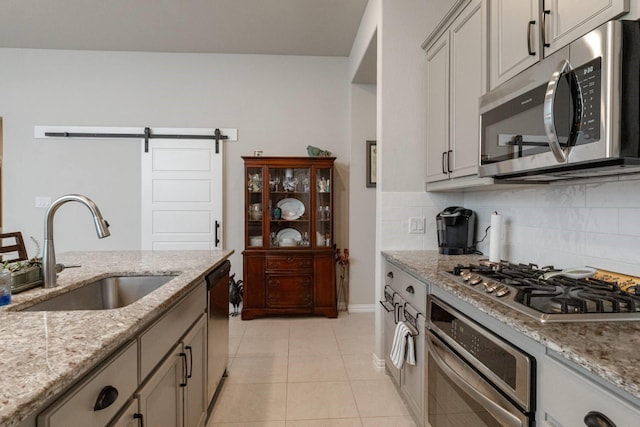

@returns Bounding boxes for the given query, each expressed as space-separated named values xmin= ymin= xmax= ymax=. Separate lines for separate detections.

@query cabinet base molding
xmin=241 ymin=306 xmax=338 ymax=320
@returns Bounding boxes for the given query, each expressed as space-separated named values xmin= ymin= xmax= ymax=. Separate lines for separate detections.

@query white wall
xmin=348 ymin=83 xmax=377 ymax=307
xmin=0 ymin=48 xmax=349 ymax=276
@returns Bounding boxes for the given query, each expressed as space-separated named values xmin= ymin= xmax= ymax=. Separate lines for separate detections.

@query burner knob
xmin=469 ymin=275 xmax=482 ymax=286
xmin=483 ymin=281 xmax=499 ymax=293
xmin=495 ymin=285 xmax=510 ymax=297
xmin=461 ymin=272 xmax=471 ymax=281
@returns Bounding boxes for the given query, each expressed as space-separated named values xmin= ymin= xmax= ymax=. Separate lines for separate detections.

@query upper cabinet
xmin=488 ymin=0 xmax=540 ymax=89
xmin=424 ymin=0 xmax=492 ymax=189
xmin=488 ymin=0 xmax=629 ymax=90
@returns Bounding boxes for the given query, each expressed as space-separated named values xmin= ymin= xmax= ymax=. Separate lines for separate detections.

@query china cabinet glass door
xmin=315 ymin=167 xmax=332 ymax=248
xmin=246 ymin=166 xmax=264 ymax=247
xmin=267 ymin=167 xmax=310 ymax=248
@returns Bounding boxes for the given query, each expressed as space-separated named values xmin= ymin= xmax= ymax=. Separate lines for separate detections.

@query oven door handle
xmin=427 ymin=334 xmax=525 ymax=427
xmin=543 ymin=59 xmax=582 ymax=163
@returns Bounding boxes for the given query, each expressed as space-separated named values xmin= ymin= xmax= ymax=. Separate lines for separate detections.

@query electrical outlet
xmin=409 ymin=217 xmax=426 ymax=234
xmin=35 ymin=196 xmax=51 ymax=208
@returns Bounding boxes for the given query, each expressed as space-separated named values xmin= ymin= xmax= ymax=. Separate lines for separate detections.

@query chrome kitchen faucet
xmin=43 ymin=194 xmax=110 ymax=288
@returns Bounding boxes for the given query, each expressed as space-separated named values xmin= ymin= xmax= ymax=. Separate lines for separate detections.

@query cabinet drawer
xmin=399 ymin=274 xmax=426 ymax=313
xmin=266 ymin=275 xmax=313 ymax=307
xmin=384 ymin=262 xmax=401 ymax=290
xmin=265 ymin=255 xmax=313 ymax=271
xmin=37 ymin=341 xmax=138 ymax=427
xmin=140 ymin=281 xmax=206 ymax=380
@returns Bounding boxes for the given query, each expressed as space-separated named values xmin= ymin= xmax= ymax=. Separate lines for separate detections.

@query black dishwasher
xmin=205 ymin=260 xmax=230 ymax=415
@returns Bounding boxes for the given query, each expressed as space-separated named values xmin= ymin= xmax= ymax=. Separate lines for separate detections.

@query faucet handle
xmin=55 ymin=264 xmax=81 ymax=273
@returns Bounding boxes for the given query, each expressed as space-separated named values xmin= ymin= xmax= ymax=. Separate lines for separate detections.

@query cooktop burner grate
xmin=442 ymin=261 xmax=640 ymax=322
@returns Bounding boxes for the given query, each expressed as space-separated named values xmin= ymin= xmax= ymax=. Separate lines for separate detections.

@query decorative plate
xmin=276 ymin=228 xmax=302 ymax=244
xmin=277 ymin=198 xmax=305 ymax=220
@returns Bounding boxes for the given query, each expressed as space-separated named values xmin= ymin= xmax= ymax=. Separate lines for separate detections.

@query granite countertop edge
xmin=382 ymin=250 xmax=640 ymax=403
xmin=0 ymin=249 xmax=233 ymax=427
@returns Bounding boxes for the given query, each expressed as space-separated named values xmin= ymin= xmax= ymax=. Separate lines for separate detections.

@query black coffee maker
xmin=436 ymin=207 xmax=476 ymax=255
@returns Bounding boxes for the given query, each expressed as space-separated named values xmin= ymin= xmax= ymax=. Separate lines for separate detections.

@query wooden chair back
xmin=0 ymin=232 xmax=29 ymax=263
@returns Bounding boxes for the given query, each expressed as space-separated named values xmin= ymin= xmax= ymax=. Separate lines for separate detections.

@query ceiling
xmin=0 ymin=0 xmax=368 ymax=57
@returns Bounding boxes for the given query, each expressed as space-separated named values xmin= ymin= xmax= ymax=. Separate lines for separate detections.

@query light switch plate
xmin=409 ymin=217 xmax=425 ymax=234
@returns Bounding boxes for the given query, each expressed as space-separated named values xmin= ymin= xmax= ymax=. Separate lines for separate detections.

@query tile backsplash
xmin=381 ymin=175 xmax=640 ymax=276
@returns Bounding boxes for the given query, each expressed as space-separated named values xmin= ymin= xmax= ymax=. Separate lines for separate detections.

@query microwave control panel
xmin=575 ymin=57 xmax=602 ymax=144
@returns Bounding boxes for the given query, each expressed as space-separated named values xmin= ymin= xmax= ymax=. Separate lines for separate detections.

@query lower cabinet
xmin=110 ymin=398 xmax=141 ymax=427
xmin=36 ymin=341 xmax=138 ymax=427
xmin=382 ymin=260 xmax=427 ymax=425
xmin=34 ymin=278 xmax=214 ymax=427
xmin=137 ymin=315 xmax=207 ymax=427
xmin=137 ymin=342 xmax=184 ymax=427
xmin=183 ymin=315 xmax=207 ymax=427
xmin=242 ymin=252 xmax=336 ymax=319
xmin=539 ymin=354 xmax=640 ymax=427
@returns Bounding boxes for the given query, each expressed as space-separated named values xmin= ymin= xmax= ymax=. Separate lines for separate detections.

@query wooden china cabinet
xmin=241 ymin=156 xmax=337 ymax=320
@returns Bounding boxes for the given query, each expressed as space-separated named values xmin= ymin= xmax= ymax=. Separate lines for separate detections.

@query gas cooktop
xmin=441 ymin=260 xmax=640 ymax=323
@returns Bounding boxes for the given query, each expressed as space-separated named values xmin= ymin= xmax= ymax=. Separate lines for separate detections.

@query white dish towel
xmin=390 ymin=321 xmax=416 ymax=369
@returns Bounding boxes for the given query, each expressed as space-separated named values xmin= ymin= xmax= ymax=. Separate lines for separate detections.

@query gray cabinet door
xmin=183 ymin=316 xmax=207 ymax=427
xmin=137 ymin=343 xmax=184 ymax=427
xmin=425 ymin=32 xmax=450 ymax=183
xmin=449 ymin=0 xmax=485 ymax=179
xmin=488 ymin=0 xmax=539 ymax=90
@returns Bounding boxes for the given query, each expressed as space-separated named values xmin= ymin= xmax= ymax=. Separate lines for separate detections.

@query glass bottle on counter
xmin=0 ymin=269 xmax=11 ymax=306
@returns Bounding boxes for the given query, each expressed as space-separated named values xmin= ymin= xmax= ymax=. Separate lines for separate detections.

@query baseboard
xmin=372 ymin=353 xmax=385 ymax=369
xmin=347 ymin=303 xmax=376 ymax=312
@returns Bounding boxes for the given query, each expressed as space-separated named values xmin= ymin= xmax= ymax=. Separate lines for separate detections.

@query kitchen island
xmin=0 ymin=250 xmax=233 ymax=427
xmin=383 ymin=250 xmax=640 ymax=422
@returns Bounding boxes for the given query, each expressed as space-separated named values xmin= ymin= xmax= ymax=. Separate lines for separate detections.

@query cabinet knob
xmin=584 ymin=411 xmax=616 ymax=427
xmin=387 ymin=271 xmax=394 ymax=279
xmin=406 ymin=285 xmax=415 ymax=294
xmin=93 ymin=385 xmax=119 ymax=411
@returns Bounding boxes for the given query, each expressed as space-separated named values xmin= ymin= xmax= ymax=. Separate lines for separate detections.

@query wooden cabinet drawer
xmin=37 ymin=341 xmax=138 ymax=427
xmin=265 ymin=255 xmax=313 ymax=271
xmin=266 ymin=275 xmax=313 ymax=307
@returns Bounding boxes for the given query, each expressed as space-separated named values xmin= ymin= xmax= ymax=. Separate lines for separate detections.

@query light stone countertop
xmin=383 ymin=250 xmax=640 ymax=404
xmin=0 ymin=250 xmax=233 ymax=427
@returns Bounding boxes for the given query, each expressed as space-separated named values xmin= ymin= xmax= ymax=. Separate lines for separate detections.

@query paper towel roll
xmin=489 ymin=212 xmax=502 ymax=263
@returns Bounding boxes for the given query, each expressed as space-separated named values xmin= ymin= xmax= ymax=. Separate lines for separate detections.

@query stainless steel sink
xmin=22 ymin=275 xmax=177 ymax=311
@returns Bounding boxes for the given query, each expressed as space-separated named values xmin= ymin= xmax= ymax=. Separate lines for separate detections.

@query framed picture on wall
xmin=366 ymin=140 xmax=376 ymax=188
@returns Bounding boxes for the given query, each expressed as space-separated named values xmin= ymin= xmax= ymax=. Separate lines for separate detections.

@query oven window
xmin=428 ymin=352 xmax=503 ymax=427
xmin=481 ymin=84 xmax=552 ymax=164
xmin=431 ymin=304 xmax=518 ymax=389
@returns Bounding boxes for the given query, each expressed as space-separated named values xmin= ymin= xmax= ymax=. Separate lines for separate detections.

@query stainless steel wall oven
xmin=425 ymin=295 xmax=536 ymax=427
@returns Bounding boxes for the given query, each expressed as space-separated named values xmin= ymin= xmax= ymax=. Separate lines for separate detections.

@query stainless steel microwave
xmin=479 ymin=20 xmax=640 ymax=182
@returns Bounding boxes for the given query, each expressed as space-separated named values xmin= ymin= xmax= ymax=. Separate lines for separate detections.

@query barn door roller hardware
xmin=44 ymin=127 xmax=230 ymax=153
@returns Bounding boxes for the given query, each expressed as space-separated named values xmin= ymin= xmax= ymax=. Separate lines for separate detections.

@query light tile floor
xmin=207 ymin=312 xmax=418 ymax=427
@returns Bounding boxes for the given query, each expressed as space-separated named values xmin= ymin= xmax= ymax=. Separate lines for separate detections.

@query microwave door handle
xmin=426 ymin=334 xmax=524 ymax=427
xmin=543 ymin=59 xmax=572 ymax=163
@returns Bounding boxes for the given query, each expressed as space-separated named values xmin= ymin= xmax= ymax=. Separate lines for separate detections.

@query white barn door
xmin=141 ymin=135 xmax=223 ymax=250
